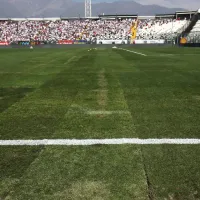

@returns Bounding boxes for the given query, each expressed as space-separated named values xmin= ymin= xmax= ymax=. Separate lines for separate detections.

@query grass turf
xmin=0 ymin=47 xmax=200 ymax=199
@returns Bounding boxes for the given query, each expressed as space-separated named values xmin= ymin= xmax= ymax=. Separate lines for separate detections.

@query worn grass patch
xmin=55 ymin=180 xmax=111 ymax=200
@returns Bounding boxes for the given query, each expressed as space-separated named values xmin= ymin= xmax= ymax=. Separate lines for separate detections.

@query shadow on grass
xmin=0 ymin=87 xmax=35 ymax=113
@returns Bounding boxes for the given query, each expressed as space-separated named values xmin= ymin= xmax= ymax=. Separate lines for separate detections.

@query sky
xmin=134 ymin=0 xmax=199 ymax=10
xmin=93 ymin=0 xmax=199 ymax=10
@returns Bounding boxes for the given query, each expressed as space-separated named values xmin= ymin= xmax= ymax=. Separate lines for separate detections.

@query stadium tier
xmin=0 ymin=9 xmax=199 ymax=44
xmin=186 ymin=20 xmax=200 ymax=43
xmin=137 ymin=19 xmax=188 ymax=40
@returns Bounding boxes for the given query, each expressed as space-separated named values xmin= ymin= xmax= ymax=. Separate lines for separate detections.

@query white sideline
xmin=1 ymin=139 xmax=200 ymax=146
xmin=117 ymin=48 xmax=147 ymax=56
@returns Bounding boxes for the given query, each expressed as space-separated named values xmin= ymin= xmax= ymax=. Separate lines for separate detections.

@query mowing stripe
xmin=117 ymin=48 xmax=147 ymax=56
xmin=1 ymin=139 xmax=200 ymax=145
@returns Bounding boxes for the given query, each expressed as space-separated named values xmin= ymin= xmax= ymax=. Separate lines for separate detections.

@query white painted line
xmin=69 ymin=105 xmax=130 ymax=115
xmin=1 ymin=138 xmax=200 ymax=146
xmin=63 ymin=56 xmax=77 ymax=65
xmin=144 ymin=53 xmax=199 ymax=57
xmin=117 ymin=48 xmax=147 ymax=56
xmin=86 ymin=110 xmax=130 ymax=115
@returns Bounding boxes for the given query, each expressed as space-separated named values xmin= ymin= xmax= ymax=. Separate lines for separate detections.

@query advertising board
xmin=73 ymin=40 xmax=87 ymax=44
xmin=18 ymin=41 xmax=30 ymax=46
xmin=0 ymin=42 xmax=9 ymax=45
xmin=134 ymin=40 xmax=165 ymax=44
xmin=57 ymin=40 xmax=74 ymax=44
xmin=30 ymin=41 xmax=41 ymax=46
xmin=97 ymin=40 xmax=128 ymax=44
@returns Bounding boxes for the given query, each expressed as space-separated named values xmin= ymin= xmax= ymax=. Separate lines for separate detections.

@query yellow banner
xmin=130 ymin=20 xmax=138 ymax=42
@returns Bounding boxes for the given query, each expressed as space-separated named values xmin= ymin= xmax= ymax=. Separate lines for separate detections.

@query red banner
xmin=0 ymin=42 xmax=9 ymax=46
xmin=57 ymin=40 xmax=73 ymax=44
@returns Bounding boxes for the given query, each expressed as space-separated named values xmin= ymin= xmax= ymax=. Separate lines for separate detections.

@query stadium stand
xmin=176 ymin=11 xmax=200 ymax=44
xmin=0 ymin=18 xmax=189 ymax=43
xmin=137 ymin=18 xmax=188 ymax=40
xmin=186 ymin=20 xmax=200 ymax=43
xmin=0 ymin=19 xmax=130 ymax=43
xmin=1 ymin=10 xmax=199 ymax=44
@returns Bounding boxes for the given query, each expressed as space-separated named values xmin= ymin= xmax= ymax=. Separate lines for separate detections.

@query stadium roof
xmin=98 ymin=14 xmax=137 ymax=19
xmin=175 ymin=10 xmax=197 ymax=14
xmin=0 ymin=9 xmax=198 ymax=21
xmin=155 ymin=13 xmax=175 ymax=18
xmin=61 ymin=17 xmax=99 ymax=20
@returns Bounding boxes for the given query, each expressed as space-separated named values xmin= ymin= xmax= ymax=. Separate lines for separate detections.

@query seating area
xmin=0 ymin=18 xmax=189 ymax=43
xmin=186 ymin=20 xmax=200 ymax=43
xmin=137 ymin=19 xmax=188 ymax=40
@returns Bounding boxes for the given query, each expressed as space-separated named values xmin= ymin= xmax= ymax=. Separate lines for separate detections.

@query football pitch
xmin=1 ymin=46 xmax=200 ymax=199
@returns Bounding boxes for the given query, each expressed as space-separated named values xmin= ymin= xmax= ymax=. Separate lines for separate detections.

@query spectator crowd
xmin=0 ymin=18 xmax=188 ymax=43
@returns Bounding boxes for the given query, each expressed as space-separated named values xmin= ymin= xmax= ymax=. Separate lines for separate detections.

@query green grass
xmin=1 ymin=47 xmax=200 ymax=199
